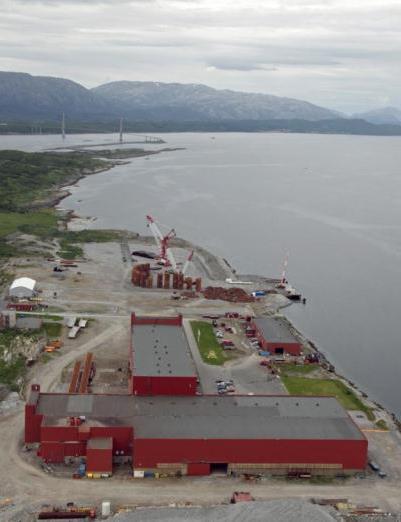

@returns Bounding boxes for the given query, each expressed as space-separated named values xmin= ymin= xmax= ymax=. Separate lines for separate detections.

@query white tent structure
xmin=9 ymin=277 xmax=36 ymax=299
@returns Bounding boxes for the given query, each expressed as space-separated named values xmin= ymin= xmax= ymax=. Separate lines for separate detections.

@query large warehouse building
xmin=25 ymin=385 xmax=367 ymax=477
xmin=129 ymin=314 xmax=197 ymax=396
xmin=252 ymin=317 xmax=302 ymax=356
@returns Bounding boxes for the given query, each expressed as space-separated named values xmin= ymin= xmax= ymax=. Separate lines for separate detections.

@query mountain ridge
xmin=0 ymin=71 xmax=340 ymax=122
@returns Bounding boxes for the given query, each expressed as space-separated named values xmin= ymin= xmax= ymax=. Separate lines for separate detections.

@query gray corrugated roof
xmin=36 ymin=394 xmax=364 ymax=441
xmin=132 ymin=324 xmax=195 ymax=377
xmin=254 ymin=317 xmax=299 ymax=344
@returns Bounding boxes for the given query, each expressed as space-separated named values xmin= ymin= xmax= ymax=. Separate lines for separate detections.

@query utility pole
xmin=61 ymin=112 xmax=66 ymax=140
xmin=119 ymin=117 xmax=123 ymax=144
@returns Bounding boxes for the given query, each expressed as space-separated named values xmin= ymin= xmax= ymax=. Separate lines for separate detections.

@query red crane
xmin=146 ymin=215 xmax=177 ymax=269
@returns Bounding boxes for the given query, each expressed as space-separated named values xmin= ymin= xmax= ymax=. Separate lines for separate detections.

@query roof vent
xmin=316 ymin=403 xmax=320 ymax=407
xmin=296 ymin=402 xmax=299 ymax=406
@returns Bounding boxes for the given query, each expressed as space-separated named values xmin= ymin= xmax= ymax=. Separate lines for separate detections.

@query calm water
xmin=2 ymin=132 xmax=401 ymax=417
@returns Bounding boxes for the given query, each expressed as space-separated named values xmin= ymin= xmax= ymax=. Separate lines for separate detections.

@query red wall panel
xmin=87 ymin=448 xmax=112 ymax=473
xmin=24 ymin=404 xmax=43 ymax=444
xmin=187 ymin=462 xmax=210 ymax=475
xmin=39 ymin=441 xmax=86 ymax=462
xmin=266 ymin=342 xmax=301 ymax=356
xmin=132 ymin=376 xmax=197 ymax=396
xmin=41 ymin=425 xmax=78 ymax=442
xmin=131 ymin=314 xmax=182 ymax=327
xmin=134 ymin=438 xmax=367 ymax=471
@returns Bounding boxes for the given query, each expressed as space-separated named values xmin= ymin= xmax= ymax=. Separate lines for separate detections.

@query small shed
xmin=9 ymin=277 xmax=36 ymax=299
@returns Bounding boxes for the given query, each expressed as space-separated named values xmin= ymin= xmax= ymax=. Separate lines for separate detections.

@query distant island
xmin=1 ymin=71 xmax=401 ymax=136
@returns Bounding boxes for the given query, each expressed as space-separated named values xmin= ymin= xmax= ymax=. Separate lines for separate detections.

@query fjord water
xmin=2 ymin=132 xmax=401 ymax=417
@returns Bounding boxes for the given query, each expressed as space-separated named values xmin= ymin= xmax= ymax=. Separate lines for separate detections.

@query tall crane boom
xmin=182 ymin=250 xmax=194 ymax=275
xmin=146 ymin=214 xmax=177 ymax=269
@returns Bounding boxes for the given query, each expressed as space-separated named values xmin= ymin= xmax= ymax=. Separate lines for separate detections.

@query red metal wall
xmin=131 ymin=314 xmax=183 ymax=327
xmin=25 ymin=404 xmax=43 ymax=444
xmin=187 ymin=462 xmax=211 ymax=475
xmin=39 ymin=425 xmax=133 ymax=462
xmin=39 ymin=441 xmax=86 ymax=462
xmin=265 ymin=341 xmax=301 ymax=356
xmin=87 ymin=447 xmax=113 ymax=473
xmin=134 ymin=438 xmax=367 ymax=471
xmin=132 ymin=376 xmax=197 ymax=396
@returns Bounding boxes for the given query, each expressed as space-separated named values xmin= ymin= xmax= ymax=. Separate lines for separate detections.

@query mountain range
xmin=353 ymin=107 xmax=401 ymax=125
xmin=0 ymin=71 xmax=400 ymax=134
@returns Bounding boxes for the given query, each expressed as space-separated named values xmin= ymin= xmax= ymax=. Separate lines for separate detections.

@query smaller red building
xmin=129 ymin=314 xmax=197 ymax=396
xmin=252 ymin=317 xmax=302 ymax=355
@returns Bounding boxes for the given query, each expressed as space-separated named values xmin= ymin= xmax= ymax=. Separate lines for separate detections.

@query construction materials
xmin=38 ymin=505 xmax=96 ymax=519
xmin=69 ymin=361 xmax=82 ymax=393
xmin=203 ymin=286 xmax=254 ymax=303
xmin=231 ymin=491 xmax=254 ymax=503
xmin=79 ymin=352 xmax=94 ymax=393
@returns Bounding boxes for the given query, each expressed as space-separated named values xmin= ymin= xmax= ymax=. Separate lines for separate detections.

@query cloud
xmin=0 ymin=0 xmax=400 ymax=112
xmin=207 ymin=62 xmax=277 ymax=72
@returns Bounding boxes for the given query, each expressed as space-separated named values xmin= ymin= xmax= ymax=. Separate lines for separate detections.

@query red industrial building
xmin=129 ymin=314 xmax=197 ymax=396
xmin=25 ymin=386 xmax=367 ymax=477
xmin=251 ymin=317 xmax=302 ymax=356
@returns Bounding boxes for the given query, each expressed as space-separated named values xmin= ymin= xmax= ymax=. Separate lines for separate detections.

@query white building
xmin=9 ymin=277 xmax=37 ymax=299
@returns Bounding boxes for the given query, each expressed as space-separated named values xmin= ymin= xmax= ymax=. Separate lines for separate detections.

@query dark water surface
xmin=2 ymin=132 xmax=401 ymax=416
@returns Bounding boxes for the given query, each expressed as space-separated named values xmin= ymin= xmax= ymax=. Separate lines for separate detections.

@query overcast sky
xmin=0 ymin=0 xmax=400 ymax=113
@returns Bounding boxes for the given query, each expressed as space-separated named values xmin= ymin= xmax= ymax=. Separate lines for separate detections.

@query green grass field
xmin=281 ymin=376 xmax=374 ymax=420
xmin=0 ymin=210 xmax=58 ymax=239
xmin=190 ymin=321 xmax=229 ymax=366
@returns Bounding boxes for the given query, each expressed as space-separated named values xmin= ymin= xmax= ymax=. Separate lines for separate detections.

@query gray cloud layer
xmin=0 ymin=0 xmax=400 ymax=112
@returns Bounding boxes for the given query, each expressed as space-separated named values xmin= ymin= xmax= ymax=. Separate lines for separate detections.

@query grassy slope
xmin=190 ymin=320 xmax=229 ymax=366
